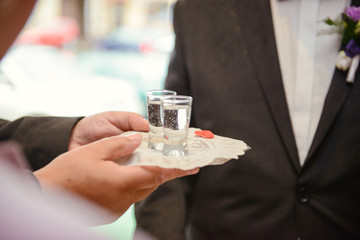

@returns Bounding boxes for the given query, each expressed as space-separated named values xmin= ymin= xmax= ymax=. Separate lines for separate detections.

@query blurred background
xmin=0 ymin=0 xmax=174 ymax=239
xmin=0 ymin=0 xmax=174 ymax=120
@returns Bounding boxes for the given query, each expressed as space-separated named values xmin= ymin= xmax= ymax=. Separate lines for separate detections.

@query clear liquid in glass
xmin=162 ymin=105 xmax=191 ymax=156
xmin=147 ymin=101 xmax=163 ymax=150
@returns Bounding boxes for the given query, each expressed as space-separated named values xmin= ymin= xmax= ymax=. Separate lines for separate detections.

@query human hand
xmin=34 ymin=134 xmax=199 ymax=222
xmin=68 ymin=111 xmax=148 ymax=150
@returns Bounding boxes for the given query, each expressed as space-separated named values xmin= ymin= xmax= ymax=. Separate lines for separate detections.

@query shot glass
xmin=146 ymin=89 xmax=177 ymax=150
xmin=161 ymin=95 xmax=193 ymax=157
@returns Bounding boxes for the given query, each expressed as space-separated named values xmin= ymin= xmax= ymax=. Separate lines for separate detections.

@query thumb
xmin=83 ymin=134 xmax=142 ymax=161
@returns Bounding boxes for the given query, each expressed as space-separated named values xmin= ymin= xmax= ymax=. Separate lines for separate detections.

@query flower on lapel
xmin=324 ymin=6 xmax=360 ymax=83
xmin=345 ymin=6 xmax=360 ymax=22
xmin=336 ymin=50 xmax=352 ymax=71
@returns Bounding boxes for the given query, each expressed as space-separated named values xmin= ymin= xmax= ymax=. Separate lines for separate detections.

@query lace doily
xmin=117 ymin=128 xmax=251 ymax=170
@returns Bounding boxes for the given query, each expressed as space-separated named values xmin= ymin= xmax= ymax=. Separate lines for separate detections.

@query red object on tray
xmin=195 ymin=130 xmax=214 ymax=139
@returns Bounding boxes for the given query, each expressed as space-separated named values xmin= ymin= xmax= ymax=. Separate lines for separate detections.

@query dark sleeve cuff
xmin=6 ymin=116 xmax=83 ymax=170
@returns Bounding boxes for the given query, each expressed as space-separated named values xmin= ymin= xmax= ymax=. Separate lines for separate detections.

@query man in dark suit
xmin=135 ymin=0 xmax=360 ymax=239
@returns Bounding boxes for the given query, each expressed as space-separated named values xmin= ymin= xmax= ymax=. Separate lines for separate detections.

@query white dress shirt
xmin=270 ymin=0 xmax=350 ymax=165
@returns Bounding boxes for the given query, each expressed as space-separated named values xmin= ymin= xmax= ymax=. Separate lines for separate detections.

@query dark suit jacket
xmin=0 ymin=117 xmax=81 ymax=170
xmin=135 ymin=0 xmax=360 ymax=239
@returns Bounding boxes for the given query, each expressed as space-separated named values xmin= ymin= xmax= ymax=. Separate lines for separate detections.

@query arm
xmin=0 ymin=116 xmax=81 ymax=170
xmin=1 ymin=113 xmax=199 ymax=224
xmin=0 ymin=0 xmax=37 ymax=59
xmin=0 ymin=111 xmax=149 ymax=170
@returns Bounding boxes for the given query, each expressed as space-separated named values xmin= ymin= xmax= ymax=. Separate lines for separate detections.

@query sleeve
xmin=164 ymin=1 xmax=191 ymax=97
xmin=134 ymin=2 xmax=195 ymax=239
xmin=0 ymin=116 xmax=82 ymax=170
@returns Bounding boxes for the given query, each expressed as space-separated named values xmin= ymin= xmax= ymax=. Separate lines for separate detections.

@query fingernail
xmin=186 ymin=168 xmax=200 ymax=175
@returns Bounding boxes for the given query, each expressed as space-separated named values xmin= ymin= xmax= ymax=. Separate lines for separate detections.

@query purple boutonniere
xmin=324 ymin=6 xmax=360 ymax=83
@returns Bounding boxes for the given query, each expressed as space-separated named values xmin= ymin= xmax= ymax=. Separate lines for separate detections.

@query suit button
xmin=297 ymin=187 xmax=310 ymax=203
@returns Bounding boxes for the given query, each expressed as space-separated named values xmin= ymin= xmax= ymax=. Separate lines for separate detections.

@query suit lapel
xmin=233 ymin=0 xmax=301 ymax=172
xmin=304 ymin=0 xmax=358 ymax=164
xmin=305 ymin=70 xmax=353 ymax=164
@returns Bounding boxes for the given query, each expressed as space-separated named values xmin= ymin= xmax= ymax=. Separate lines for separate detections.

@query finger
xmin=105 ymin=111 xmax=149 ymax=132
xmin=82 ymin=134 xmax=143 ymax=161
xmin=118 ymin=166 xmax=200 ymax=190
xmin=127 ymin=113 xmax=149 ymax=132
